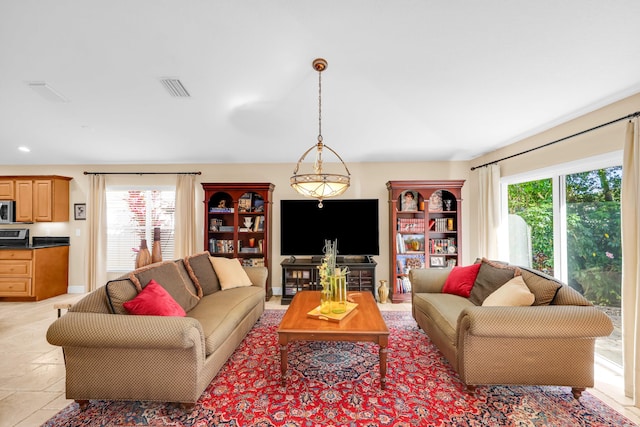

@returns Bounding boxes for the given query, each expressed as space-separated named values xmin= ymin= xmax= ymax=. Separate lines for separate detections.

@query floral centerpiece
xmin=318 ymin=239 xmax=349 ymax=314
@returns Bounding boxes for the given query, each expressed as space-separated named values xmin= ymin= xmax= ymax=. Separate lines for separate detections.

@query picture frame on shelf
xmin=400 ymin=190 xmax=419 ymax=212
xmin=74 ymin=203 xmax=86 ymax=220
xmin=238 ymin=193 xmax=253 ymax=213
xmin=430 ymin=256 xmax=445 ymax=267
xmin=429 ymin=190 xmax=443 ymax=211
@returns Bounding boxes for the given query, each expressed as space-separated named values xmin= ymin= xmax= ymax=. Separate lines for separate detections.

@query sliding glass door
xmin=502 ymin=154 xmax=622 ymax=366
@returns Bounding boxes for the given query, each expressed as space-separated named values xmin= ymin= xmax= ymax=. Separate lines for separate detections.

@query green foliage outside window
xmin=508 ymin=166 xmax=622 ymax=307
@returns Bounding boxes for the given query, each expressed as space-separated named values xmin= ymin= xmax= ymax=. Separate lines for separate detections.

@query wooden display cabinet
xmin=202 ymin=182 xmax=274 ymax=300
xmin=386 ymin=180 xmax=464 ymax=303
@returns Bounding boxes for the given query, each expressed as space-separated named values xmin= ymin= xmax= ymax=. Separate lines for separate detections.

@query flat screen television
xmin=280 ymin=199 xmax=379 ymax=256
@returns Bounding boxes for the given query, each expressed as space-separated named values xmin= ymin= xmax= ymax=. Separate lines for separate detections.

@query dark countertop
xmin=0 ymin=243 xmax=70 ymax=250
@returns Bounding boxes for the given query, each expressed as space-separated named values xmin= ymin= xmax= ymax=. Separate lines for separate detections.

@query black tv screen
xmin=280 ymin=199 xmax=380 ymax=256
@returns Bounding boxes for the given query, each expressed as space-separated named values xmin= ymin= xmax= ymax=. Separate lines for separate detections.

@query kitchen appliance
xmin=0 ymin=228 xmax=29 ymax=247
xmin=0 ymin=200 xmax=15 ymax=224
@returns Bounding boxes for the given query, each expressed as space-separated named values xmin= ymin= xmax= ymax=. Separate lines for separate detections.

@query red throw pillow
xmin=442 ymin=263 xmax=482 ymax=298
xmin=123 ymin=279 xmax=187 ymax=317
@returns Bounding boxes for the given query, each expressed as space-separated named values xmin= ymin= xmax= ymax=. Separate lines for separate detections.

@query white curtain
xmin=174 ymin=174 xmax=197 ymax=258
xmin=622 ymin=118 xmax=640 ymax=404
xmin=477 ymin=163 xmax=501 ymax=259
xmin=87 ymin=174 xmax=107 ymax=291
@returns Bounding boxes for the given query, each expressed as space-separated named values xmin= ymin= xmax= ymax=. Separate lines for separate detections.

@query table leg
xmin=279 ymin=342 xmax=288 ymax=387
xmin=379 ymin=336 xmax=389 ymax=390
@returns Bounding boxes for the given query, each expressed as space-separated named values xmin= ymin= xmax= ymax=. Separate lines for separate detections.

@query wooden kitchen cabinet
xmin=1 ymin=176 xmax=72 ymax=222
xmin=0 ymin=180 xmax=14 ymax=199
xmin=0 ymin=246 xmax=69 ymax=301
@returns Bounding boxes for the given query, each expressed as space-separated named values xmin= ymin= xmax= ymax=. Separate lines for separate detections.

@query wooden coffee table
xmin=277 ymin=290 xmax=390 ymax=389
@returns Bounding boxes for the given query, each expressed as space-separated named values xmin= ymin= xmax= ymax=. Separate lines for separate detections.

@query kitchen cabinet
xmin=0 ymin=246 xmax=69 ymax=301
xmin=0 ymin=180 xmax=14 ymax=199
xmin=0 ymin=176 xmax=72 ymax=222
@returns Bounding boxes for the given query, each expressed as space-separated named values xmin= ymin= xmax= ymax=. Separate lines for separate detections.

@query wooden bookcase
xmin=386 ymin=180 xmax=464 ymax=303
xmin=202 ymin=182 xmax=274 ymax=300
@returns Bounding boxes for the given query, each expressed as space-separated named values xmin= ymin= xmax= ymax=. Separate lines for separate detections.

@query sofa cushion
xmin=129 ymin=261 xmax=200 ymax=312
xmin=413 ymin=293 xmax=476 ymax=347
xmin=442 ymin=263 xmax=482 ymax=298
xmin=187 ymin=286 xmax=265 ymax=356
xmin=469 ymin=258 xmax=521 ymax=306
xmin=209 ymin=257 xmax=253 ymax=290
xmin=184 ymin=251 xmax=221 ymax=296
xmin=123 ymin=279 xmax=187 ymax=317
xmin=519 ymin=268 xmax=563 ymax=306
xmin=105 ymin=278 xmax=138 ymax=314
xmin=482 ymin=275 xmax=535 ymax=307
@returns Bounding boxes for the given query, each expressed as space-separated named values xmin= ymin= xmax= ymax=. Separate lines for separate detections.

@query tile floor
xmin=0 ymin=293 xmax=638 ymax=427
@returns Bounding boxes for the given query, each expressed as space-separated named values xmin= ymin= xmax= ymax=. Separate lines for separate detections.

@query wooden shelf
xmin=386 ymin=180 xmax=464 ymax=303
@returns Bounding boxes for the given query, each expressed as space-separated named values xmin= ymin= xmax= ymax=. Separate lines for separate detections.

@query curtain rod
xmin=83 ymin=171 xmax=201 ymax=175
xmin=470 ymin=111 xmax=640 ymax=171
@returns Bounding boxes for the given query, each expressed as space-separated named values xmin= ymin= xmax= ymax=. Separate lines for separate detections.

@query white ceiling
xmin=1 ymin=0 xmax=640 ymax=166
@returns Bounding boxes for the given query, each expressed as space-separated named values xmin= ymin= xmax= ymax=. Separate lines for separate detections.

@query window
xmin=501 ymin=152 xmax=622 ymax=366
xmin=106 ymin=186 xmax=175 ymax=272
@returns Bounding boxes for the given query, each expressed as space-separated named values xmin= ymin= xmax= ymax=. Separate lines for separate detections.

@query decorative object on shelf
xmin=429 ymin=190 xmax=443 ymax=211
xmin=243 ymin=217 xmax=253 ymax=229
xmin=290 ymin=58 xmax=350 ymax=208
xmin=135 ymin=238 xmax=152 ymax=268
xmin=378 ymin=280 xmax=389 ymax=304
xmin=443 ymin=199 xmax=453 ymax=211
xmin=151 ymin=227 xmax=162 ymax=263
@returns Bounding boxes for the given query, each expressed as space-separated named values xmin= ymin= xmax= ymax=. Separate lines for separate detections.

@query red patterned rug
xmin=44 ymin=310 xmax=636 ymax=426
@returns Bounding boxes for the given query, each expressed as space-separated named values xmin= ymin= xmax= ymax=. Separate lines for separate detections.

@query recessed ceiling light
xmin=18 ymin=146 xmax=31 ymax=153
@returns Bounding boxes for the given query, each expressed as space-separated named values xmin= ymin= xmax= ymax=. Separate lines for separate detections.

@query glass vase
xmin=331 ymin=274 xmax=348 ymax=314
xmin=320 ymin=287 xmax=332 ymax=314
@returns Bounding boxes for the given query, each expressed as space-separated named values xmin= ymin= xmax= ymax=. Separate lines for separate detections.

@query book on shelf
xmin=209 ymin=239 xmax=234 ymax=254
xmin=210 ymin=207 xmax=234 ymax=213
xmin=242 ymin=257 xmax=264 ymax=267
xmin=254 ymin=215 xmax=264 ymax=231
xmin=397 ymin=218 xmax=424 ymax=233
xmin=219 ymin=225 xmax=234 ymax=232
xmin=429 ymin=238 xmax=455 ymax=254
xmin=395 ymin=277 xmax=412 ymax=294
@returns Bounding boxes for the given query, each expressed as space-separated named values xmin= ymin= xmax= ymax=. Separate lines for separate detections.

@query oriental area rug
xmin=44 ymin=310 xmax=636 ymax=427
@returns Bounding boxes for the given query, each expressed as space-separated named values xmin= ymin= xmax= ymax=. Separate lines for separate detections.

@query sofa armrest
xmin=409 ymin=268 xmax=452 ymax=294
xmin=243 ymin=266 xmax=268 ymax=287
xmin=46 ymin=312 xmax=205 ymax=353
xmin=457 ymin=305 xmax=613 ymax=339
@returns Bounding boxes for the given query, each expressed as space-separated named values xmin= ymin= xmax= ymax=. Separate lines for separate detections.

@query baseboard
xmin=67 ymin=285 xmax=86 ymax=294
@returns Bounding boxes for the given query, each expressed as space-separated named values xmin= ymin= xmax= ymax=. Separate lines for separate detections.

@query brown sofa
xmin=46 ymin=251 xmax=266 ymax=407
xmin=409 ymin=260 xmax=614 ymax=398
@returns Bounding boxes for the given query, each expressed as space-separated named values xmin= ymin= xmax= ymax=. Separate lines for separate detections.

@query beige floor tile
xmin=12 ymin=409 xmax=62 ymax=427
xmin=0 ymin=364 xmax=66 ymax=392
xmin=0 ymin=391 xmax=59 ymax=427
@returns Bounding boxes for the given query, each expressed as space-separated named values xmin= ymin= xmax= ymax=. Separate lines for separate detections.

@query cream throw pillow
xmin=209 ymin=257 xmax=253 ymax=290
xmin=482 ymin=275 xmax=535 ymax=307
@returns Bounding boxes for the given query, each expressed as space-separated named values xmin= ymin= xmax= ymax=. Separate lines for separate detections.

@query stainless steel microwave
xmin=0 ymin=200 xmax=15 ymax=223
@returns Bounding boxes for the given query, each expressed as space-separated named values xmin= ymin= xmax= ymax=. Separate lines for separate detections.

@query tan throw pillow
xmin=209 ymin=257 xmax=253 ymax=290
xmin=482 ymin=275 xmax=535 ymax=307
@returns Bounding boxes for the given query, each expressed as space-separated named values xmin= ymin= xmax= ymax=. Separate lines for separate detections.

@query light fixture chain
xmin=318 ymin=69 xmax=322 ymax=142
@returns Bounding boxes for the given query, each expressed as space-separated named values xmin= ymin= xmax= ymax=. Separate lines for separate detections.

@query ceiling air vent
xmin=27 ymin=82 xmax=69 ymax=102
xmin=159 ymin=78 xmax=190 ymax=98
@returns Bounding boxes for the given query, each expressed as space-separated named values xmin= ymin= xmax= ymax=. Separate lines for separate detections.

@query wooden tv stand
xmin=280 ymin=256 xmax=377 ymax=305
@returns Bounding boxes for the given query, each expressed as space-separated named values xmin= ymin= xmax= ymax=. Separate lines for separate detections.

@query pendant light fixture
xmin=290 ymin=58 xmax=350 ymax=208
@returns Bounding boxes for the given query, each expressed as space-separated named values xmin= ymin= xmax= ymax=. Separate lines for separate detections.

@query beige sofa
xmin=47 ymin=251 xmax=266 ymax=407
xmin=409 ymin=259 xmax=613 ymax=398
